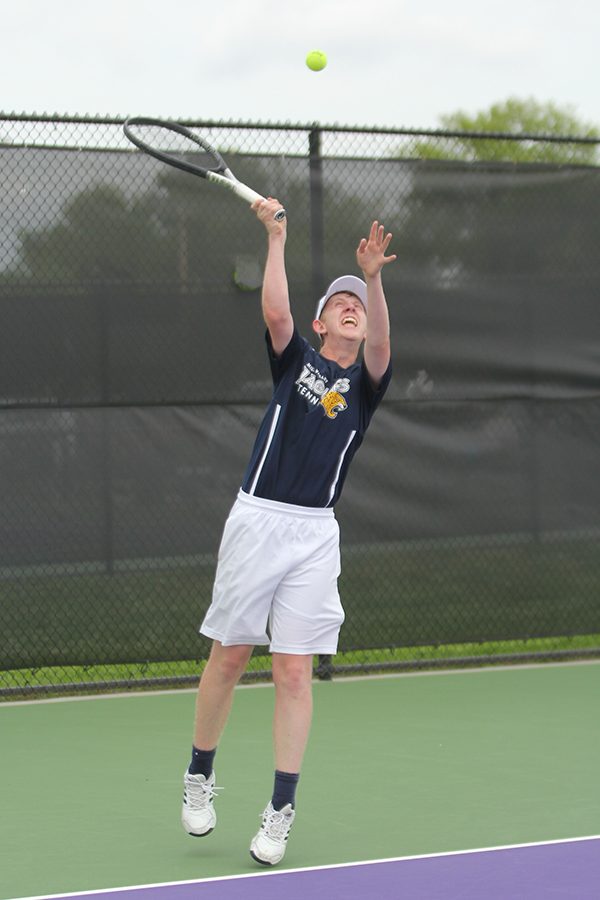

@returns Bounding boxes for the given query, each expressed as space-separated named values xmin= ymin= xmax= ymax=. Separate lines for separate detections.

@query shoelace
xmin=260 ymin=806 xmax=293 ymax=841
xmin=186 ymin=778 xmax=223 ymax=809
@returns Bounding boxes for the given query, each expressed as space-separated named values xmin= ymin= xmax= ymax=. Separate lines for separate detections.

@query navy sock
xmin=271 ymin=770 xmax=300 ymax=811
xmin=188 ymin=746 xmax=216 ymax=778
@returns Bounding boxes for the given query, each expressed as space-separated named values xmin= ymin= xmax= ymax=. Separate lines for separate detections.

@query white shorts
xmin=200 ymin=490 xmax=345 ymax=655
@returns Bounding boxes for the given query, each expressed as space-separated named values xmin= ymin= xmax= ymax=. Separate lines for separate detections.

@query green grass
xmin=2 ymin=632 xmax=599 ymax=700
xmin=1 ymin=533 xmax=599 ymax=698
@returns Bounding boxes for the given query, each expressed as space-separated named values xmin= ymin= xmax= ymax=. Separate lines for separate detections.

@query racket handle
xmin=231 ymin=181 xmax=286 ymax=221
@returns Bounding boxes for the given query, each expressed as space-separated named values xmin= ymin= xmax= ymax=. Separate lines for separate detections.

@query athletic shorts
xmin=200 ymin=490 xmax=345 ymax=655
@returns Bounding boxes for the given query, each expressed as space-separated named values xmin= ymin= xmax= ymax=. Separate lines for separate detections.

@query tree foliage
xmin=15 ymin=185 xmax=175 ymax=288
xmin=412 ymin=98 xmax=599 ymax=165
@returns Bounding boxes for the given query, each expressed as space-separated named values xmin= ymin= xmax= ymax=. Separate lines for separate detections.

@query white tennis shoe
xmin=250 ymin=801 xmax=296 ymax=866
xmin=181 ymin=770 xmax=220 ymax=836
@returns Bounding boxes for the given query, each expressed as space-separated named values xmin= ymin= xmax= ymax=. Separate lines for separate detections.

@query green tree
xmin=412 ymin=97 xmax=599 ymax=165
xmin=14 ymin=184 xmax=175 ymax=289
xmin=392 ymin=99 xmax=600 ymax=286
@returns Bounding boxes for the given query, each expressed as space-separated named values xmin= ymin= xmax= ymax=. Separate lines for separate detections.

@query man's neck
xmin=319 ymin=339 xmax=361 ymax=369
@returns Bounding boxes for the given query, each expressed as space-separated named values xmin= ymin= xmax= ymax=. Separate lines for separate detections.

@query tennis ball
xmin=306 ymin=50 xmax=327 ymax=72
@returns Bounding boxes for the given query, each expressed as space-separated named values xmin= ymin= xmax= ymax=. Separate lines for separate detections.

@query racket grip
xmin=232 ymin=182 xmax=286 ymax=221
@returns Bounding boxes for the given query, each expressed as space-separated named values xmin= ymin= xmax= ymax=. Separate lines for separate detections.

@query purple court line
xmin=17 ymin=836 xmax=600 ymax=900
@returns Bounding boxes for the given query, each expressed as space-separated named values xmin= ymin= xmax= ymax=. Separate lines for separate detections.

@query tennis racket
xmin=123 ymin=117 xmax=286 ymax=221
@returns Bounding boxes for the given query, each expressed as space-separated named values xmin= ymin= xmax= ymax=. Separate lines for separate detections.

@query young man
xmin=181 ymin=197 xmax=396 ymax=866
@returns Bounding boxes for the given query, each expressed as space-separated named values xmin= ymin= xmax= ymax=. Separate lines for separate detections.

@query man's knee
xmin=272 ymin=654 xmax=313 ymax=695
xmin=208 ymin=643 xmax=252 ymax=684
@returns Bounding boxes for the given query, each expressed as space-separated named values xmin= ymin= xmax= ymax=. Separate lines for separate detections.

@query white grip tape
xmin=208 ymin=172 xmax=286 ymax=218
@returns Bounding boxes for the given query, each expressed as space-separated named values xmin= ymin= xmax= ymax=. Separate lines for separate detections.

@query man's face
xmin=318 ymin=291 xmax=367 ymax=343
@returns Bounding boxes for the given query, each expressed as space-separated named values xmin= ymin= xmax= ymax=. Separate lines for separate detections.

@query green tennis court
xmin=2 ymin=660 xmax=598 ymax=900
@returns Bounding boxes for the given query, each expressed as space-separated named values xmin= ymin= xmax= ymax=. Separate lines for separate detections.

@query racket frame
xmin=123 ymin=117 xmax=286 ymax=220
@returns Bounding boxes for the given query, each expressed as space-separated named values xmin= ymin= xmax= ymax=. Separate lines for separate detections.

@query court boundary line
xmin=3 ymin=657 xmax=599 ymax=708
xmin=10 ymin=833 xmax=600 ymax=900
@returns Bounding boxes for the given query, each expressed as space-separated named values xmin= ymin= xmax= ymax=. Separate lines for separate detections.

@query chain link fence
xmin=1 ymin=114 xmax=599 ymax=698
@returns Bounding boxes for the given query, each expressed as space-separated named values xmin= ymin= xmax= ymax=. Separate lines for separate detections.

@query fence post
xmin=315 ymin=654 xmax=334 ymax=681
xmin=94 ymin=281 xmax=115 ymax=575
xmin=309 ymin=127 xmax=331 ymax=681
xmin=309 ymin=126 xmax=325 ymax=302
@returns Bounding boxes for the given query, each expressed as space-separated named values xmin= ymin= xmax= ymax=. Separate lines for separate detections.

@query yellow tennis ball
xmin=306 ymin=50 xmax=327 ymax=72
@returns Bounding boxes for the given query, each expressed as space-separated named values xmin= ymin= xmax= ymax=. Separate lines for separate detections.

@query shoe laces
xmin=185 ymin=776 xmax=222 ymax=809
xmin=260 ymin=804 xmax=294 ymax=841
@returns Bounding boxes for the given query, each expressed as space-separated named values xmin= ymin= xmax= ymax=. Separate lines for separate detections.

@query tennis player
xmin=181 ymin=197 xmax=396 ymax=866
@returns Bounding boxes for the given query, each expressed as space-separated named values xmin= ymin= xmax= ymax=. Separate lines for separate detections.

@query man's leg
xmin=182 ymin=640 xmax=253 ymax=836
xmin=250 ymin=652 xmax=313 ymax=865
xmin=272 ymin=652 xmax=314 ymax=774
xmin=194 ymin=641 xmax=254 ymax=750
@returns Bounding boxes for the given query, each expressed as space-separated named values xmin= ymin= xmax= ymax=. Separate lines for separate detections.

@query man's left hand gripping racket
xmin=123 ymin=117 xmax=286 ymax=221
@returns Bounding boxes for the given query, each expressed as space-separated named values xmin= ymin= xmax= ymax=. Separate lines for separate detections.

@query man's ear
xmin=312 ymin=318 xmax=327 ymax=338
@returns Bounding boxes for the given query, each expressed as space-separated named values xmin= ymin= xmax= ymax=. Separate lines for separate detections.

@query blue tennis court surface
xmin=19 ymin=836 xmax=600 ymax=900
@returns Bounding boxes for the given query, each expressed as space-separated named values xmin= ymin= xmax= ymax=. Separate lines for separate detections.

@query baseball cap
xmin=314 ymin=275 xmax=367 ymax=320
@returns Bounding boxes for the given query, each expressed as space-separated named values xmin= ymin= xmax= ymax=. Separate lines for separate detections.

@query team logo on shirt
xmin=295 ymin=364 xmax=350 ymax=419
xmin=320 ymin=391 xmax=347 ymax=419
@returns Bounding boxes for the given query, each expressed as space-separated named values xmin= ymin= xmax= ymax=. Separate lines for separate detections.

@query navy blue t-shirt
xmin=241 ymin=327 xmax=392 ymax=508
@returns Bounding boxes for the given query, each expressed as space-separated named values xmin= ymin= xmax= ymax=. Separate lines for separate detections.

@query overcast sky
xmin=2 ymin=0 xmax=598 ymax=132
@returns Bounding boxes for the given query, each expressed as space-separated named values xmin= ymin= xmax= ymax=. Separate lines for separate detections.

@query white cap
xmin=315 ymin=275 xmax=367 ymax=320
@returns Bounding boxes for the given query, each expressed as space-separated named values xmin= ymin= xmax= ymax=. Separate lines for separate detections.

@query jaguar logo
xmin=320 ymin=391 xmax=348 ymax=419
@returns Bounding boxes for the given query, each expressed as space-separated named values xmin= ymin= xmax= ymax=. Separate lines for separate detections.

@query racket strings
xmin=129 ymin=124 xmax=221 ymax=171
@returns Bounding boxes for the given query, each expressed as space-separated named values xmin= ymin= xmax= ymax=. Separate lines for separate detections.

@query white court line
xmin=2 ymin=657 xmax=599 ymax=708
xmin=10 ymin=833 xmax=600 ymax=900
